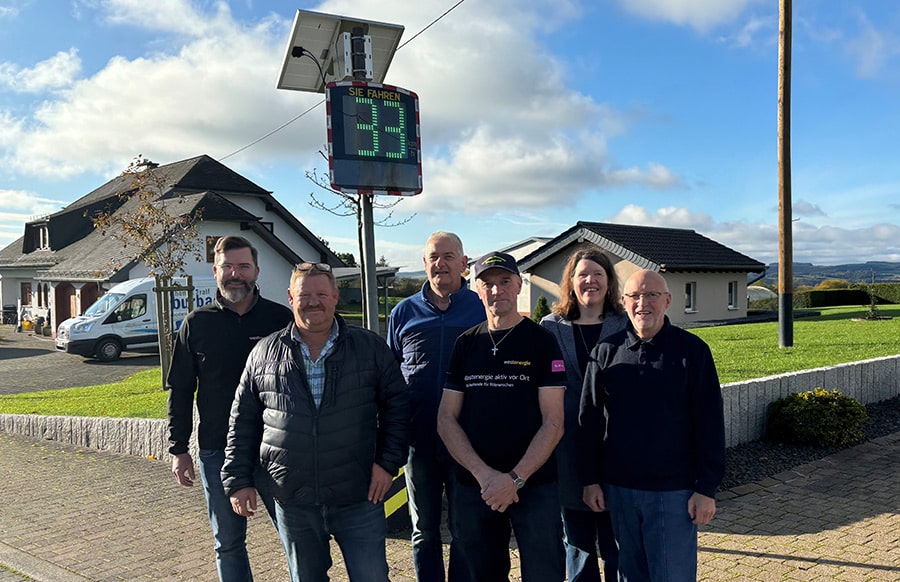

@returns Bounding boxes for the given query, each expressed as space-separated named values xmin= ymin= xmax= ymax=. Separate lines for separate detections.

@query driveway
xmin=0 ymin=325 xmax=159 ymax=395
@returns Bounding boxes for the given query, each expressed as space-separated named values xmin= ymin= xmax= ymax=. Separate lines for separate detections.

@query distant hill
xmin=396 ymin=269 xmax=426 ymax=278
xmin=760 ymin=261 xmax=900 ymax=287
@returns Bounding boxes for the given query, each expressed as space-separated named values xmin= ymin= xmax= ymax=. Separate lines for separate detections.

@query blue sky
xmin=2 ymin=0 xmax=899 ymax=273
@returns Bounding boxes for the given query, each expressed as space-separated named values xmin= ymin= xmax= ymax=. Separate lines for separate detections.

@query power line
xmin=219 ymin=0 xmax=467 ymax=161
xmin=398 ymin=0 xmax=466 ymax=50
xmin=220 ymin=100 xmax=323 ymax=161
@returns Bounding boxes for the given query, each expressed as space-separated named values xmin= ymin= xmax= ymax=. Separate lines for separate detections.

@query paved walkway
xmin=0 ymin=430 xmax=897 ymax=581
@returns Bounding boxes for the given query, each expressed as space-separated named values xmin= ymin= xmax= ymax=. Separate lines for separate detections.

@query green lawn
xmin=1 ymin=304 xmax=898 ymax=418
xmin=692 ymin=304 xmax=900 ymax=383
xmin=0 ymin=368 xmax=167 ymax=418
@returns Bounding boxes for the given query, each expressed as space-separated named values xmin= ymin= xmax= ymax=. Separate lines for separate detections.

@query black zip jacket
xmin=165 ymin=291 xmax=293 ymax=455
xmin=221 ymin=315 xmax=410 ymax=505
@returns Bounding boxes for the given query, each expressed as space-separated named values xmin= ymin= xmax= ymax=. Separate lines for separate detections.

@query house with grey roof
xmin=515 ymin=221 xmax=767 ymax=325
xmin=0 ymin=154 xmax=345 ymax=333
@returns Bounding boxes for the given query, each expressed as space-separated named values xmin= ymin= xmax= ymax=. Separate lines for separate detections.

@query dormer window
xmin=35 ymin=225 xmax=50 ymax=250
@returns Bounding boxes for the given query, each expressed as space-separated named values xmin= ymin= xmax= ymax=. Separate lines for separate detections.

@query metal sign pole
xmin=360 ymin=195 xmax=380 ymax=332
xmin=352 ymin=26 xmax=380 ymax=333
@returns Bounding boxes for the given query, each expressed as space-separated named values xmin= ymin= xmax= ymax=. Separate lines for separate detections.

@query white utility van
xmin=56 ymin=277 xmax=216 ymax=361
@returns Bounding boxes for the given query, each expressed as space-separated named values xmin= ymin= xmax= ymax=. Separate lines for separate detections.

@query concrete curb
xmin=0 ymin=411 xmax=200 ymax=462
xmin=0 ymin=541 xmax=90 ymax=582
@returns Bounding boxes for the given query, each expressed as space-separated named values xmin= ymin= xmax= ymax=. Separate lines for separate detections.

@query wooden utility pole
xmin=778 ymin=0 xmax=794 ymax=347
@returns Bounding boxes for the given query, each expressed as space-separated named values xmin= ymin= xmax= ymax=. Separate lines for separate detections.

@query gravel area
xmin=721 ymin=395 xmax=900 ymax=490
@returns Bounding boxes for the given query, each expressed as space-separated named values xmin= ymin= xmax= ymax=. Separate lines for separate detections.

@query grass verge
xmin=0 ymin=368 xmax=165 ymax=418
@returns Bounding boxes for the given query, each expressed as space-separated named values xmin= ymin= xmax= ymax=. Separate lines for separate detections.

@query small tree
xmin=532 ymin=295 xmax=551 ymax=322
xmin=337 ymin=252 xmax=357 ymax=267
xmin=90 ymin=156 xmax=203 ymax=277
xmin=306 ymin=161 xmax=414 ymax=328
xmin=865 ymin=274 xmax=881 ymax=320
xmin=89 ymin=155 xmax=204 ymax=385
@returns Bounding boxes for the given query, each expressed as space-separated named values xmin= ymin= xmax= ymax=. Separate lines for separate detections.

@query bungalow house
xmin=0 ymin=154 xmax=346 ymax=333
xmin=515 ymin=221 xmax=767 ymax=326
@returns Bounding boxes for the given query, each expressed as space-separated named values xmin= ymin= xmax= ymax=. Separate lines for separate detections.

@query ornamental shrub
xmin=765 ymin=388 xmax=868 ymax=447
xmin=532 ymin=294 xmax=551 ymax=322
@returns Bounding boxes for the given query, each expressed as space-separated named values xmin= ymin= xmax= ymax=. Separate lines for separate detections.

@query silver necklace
xmin=575 ymin=324 xmax=591 ymax=355
xmin=488 ymin=324 xmax=516 ymax=356
xmin=575 ymin=322 xmax=603 ymax=355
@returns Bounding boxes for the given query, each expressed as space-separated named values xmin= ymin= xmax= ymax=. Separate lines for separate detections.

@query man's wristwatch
xmin=508 ymin=470 xmax=525 ymax=490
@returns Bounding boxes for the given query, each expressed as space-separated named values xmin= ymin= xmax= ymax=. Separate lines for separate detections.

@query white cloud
xmin=718 ymin=15 xmax=775 ymax=48
xmin=0 ymin=189 xmax=65 ymax=215
xmin=1 ymin=0 xmax=651 ymax=201
xmin=844 ymin=11 xmax=899 ymax=79
xmin=0 ymin=110 xmax=23 ymax=148
xmin=793 ymin=199 xmax=825 ymax=217
xmin=0 ymin=49 xmax=82 ymax=93
xmin=608 ymin=163 xmax=682 ymax=189
xmin=0 ymin=189 xmax=66 ymax=246
xmin=616 ymin=0 xmax=763 ymax=32
xmin=1 ymin=1 xmax=326 ymax=179
xmin=605 ymin=204 xmax=900 ymax=265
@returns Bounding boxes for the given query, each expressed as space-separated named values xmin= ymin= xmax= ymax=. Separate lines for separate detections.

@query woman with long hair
xmin=540 ymin=246 xmax=628 ymax=582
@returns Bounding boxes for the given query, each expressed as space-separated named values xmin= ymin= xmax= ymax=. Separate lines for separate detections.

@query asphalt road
xmin=0 ymin=325 xmax=159 ymax=395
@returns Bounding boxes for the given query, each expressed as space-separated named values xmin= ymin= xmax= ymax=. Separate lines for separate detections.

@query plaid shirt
xmin=291 ymin=319 xmax=339 ymax=408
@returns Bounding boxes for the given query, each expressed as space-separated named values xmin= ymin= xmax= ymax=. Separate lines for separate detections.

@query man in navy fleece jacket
xmin=578 ymin=269 xmax=725 ymax=582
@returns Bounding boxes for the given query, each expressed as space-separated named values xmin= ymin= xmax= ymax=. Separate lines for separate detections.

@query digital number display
xmin=342 ymin=95 xmax=408 ymax=160
xmin=327 ymin=82 xmax=422 ymax=194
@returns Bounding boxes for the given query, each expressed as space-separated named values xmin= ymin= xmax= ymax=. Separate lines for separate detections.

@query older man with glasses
xmin=222 ymin=261 xmax=409 ymax=582
xmin=578 ymin=269 xmax=726 ymax=582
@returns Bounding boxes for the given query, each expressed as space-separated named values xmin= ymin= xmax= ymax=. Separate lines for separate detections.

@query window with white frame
xmin=34 ymin=225 xmax=49 ymax=250
xmin=684 ymin=281 xmax=696 ymax=312
xmin=728 ymin=280 xmax=739 ymax=309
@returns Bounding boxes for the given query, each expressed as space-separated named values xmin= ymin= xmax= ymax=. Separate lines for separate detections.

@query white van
xmin=56 ymin=277 xmax=216 ymax=361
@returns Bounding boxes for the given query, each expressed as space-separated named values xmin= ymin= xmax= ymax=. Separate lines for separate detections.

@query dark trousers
xmin=452 ymin=480 xmax=565 ymax=582
xmin=405 ymin=449 xmax=469 ymax=581
xmin=562 ymin=507 xmax=619 ymax=581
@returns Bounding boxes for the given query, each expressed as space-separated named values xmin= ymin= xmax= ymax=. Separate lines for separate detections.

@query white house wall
xmin=0 ymin=270 xmax=31 ymax=310
xmin=125 ymin=220 xmax=294 ymax=308
xmin=521 ymin=247 xmax=749 ymax=326
xmin=225 ymin=195 xmax=323 ymax=262
xmin=663 ymin=272 xmax=747 ymax=325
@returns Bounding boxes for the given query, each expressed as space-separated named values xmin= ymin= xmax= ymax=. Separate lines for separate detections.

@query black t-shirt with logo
xmin=445 ymin=318 xmax=566 ymax=485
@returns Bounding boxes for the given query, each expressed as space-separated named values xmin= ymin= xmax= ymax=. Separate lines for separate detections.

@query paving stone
xmin=1 ymin=429 xmax=899 ymax=581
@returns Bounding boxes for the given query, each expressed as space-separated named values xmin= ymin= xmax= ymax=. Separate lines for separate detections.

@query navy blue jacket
xmin=578 ymin=319 xmax=726 ymax=498
xmin=388 ymin=280 xmax=485 ymax=454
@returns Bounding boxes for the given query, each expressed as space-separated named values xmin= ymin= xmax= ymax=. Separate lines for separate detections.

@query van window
xmin=85 ymin=293 xmax=124 ymax=316
xmin=111 ymin=294 xmax=148 ymax=322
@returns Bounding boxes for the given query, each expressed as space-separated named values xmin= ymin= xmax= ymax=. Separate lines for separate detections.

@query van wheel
xmin=95 ymin=338 xmax=122 ymax=362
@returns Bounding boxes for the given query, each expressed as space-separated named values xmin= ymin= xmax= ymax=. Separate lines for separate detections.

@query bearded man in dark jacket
xmin=222 ymin=262 xmax=409 ymax=582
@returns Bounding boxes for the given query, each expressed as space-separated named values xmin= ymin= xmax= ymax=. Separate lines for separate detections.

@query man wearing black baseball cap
xmin=437 ymin=251 xmax=567 ymax=581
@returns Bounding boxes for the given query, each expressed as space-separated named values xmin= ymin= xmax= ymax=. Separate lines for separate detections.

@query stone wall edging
xmin=721 ymin=354 xmax=900 ymax=446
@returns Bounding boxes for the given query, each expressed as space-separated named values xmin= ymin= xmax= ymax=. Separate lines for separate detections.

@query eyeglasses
xmin=216 ymin=263 xmax=255 ymax=273
xmin=295 ymin=262 xmax=332 ymax=273
xmin=623 ymin=291 xmax=667 ymax=302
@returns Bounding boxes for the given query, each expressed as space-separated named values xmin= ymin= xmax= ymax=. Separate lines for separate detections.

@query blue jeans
xmin=274 ymin=498 xmax=389 ymax=582
xmin=405 ymin=449 xmax=469 ymax=582
xmin=453 ymin=481 xmax=564 ymax=582
xmin=563 ymin=507 xmax=619 ymax=582
xmin=198 ymin=449 xmax=275 ymax=582
xmin=604 ymin=485 xmax=698 ymax=582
